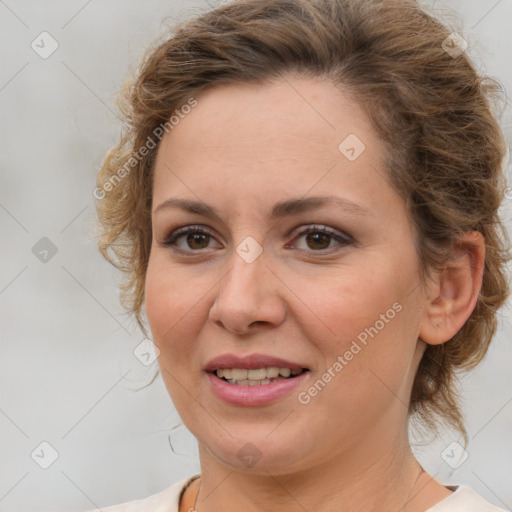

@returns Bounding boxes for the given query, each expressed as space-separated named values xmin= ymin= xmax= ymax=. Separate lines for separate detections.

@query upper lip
xmin=204 ymin=353 xmax=309 ymax=373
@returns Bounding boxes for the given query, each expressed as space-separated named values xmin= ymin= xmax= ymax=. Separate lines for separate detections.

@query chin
xmin=197 ymin=427 xmax=318 ymax=475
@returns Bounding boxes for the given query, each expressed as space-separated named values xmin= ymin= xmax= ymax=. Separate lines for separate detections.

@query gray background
xmin=1 ymin=1 xmax=511 ymax=511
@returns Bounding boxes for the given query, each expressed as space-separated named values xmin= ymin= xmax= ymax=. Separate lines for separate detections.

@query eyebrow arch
xmin=153 ymin=195 xmax=368 ymax=220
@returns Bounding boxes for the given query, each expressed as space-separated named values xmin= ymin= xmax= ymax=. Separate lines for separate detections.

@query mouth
xmin=213 ymin=367 xmax=309 ymax=386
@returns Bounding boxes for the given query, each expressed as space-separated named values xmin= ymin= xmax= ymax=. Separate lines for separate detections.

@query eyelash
xmin=162 ymin=224 xmax=352 ymax=254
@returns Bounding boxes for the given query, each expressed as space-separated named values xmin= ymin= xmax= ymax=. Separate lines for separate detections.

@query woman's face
xmin=145 ymin=76 xmax=430 ymax=474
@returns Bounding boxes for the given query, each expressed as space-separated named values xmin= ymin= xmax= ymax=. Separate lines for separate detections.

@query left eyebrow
xmin=270 ymin=195 xmax=368 ymax=218
xmin=153 ymin=195 xmax=369 ymax=219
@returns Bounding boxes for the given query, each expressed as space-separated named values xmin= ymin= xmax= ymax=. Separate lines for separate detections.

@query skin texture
xmin=145 ymin=76 xmax=484 ymax=512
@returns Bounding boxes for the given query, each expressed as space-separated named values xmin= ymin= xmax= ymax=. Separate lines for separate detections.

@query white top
xmin=85 ymin=474 xmax=509 ymax=512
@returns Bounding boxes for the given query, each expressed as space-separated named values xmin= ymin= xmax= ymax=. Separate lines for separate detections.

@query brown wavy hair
xmin=95 ymin=0 xmax=510 ymax=444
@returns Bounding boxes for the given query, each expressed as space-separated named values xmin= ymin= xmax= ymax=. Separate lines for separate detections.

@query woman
xmin=91 ymin=0 xmax=510 ymax=510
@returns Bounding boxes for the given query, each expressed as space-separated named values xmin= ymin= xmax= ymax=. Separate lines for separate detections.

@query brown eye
xmin=185 ymin=232 xmax=210 ymax=249
xmin=164 ymin=226 xmax=219 ymax=251
xmin=305 ymin=231 xmax=332 ymax=250
xmin=292 ymin=225 xmax=352 ymax=252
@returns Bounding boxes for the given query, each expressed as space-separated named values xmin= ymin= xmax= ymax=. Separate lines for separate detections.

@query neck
xmin=193 ymin=421 xmax=432 ymax=512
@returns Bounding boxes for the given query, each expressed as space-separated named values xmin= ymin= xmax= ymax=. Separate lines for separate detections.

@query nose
xmin=208 ymin=248 xmax=287 ymax=335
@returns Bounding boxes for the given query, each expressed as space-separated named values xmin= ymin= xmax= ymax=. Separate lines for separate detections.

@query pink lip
xmin=204 ymin=353 xmax=310 ymax=407
xmin=203 ymin=353 xmax=307 ymax=373
xmin=207 ymin=371 xmax=309 ymax=406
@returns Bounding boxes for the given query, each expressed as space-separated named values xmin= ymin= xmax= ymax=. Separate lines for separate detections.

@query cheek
xmin=294 ymin=265 xmax=400 ymax=345
xmin=294 ymin=260 xmax=418 ymax=388
xmin=144 ymin=256 xmax=205 ymax=363
xmin=145 ymin=258 xmax=210 ymax=414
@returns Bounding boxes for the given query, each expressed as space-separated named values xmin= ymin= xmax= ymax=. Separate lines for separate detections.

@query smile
xmin=215 ymin=367 xmax=305 ymax=385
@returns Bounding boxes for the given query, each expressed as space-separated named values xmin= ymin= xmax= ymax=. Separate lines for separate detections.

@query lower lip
xmin=206 ymin=371 xmax=309 ymax=406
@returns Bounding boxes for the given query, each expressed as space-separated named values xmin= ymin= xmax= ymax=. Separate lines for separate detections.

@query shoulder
xmin=427 ymin=485 xmax=509 ymax=512
xmin=83 ymin=475 xmax=199 ymax=512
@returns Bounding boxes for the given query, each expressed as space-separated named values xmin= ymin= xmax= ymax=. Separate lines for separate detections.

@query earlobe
xmin=418 ymin=231 xmax=485 ymax=346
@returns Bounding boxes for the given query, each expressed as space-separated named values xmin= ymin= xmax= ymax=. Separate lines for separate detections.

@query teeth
xmin=248 ymin=368 xmax=266 ymax=380
xmin=279 ymin=368 xmax=291 ymax=378
xmin=215 ymin=367 xmax=304 ymax=384
xmin=227 ymin=378 xmax=278 ymax=386
xmin=231 ymin=369 xmax=248 ymax=380
xmin=266 ymin=367 xmax=280 ymax=378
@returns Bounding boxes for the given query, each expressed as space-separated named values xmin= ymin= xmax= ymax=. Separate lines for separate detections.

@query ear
xmin=418 ymin=231 xmax=485 ymax=346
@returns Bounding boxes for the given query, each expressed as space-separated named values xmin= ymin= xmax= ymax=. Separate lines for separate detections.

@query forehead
xmin=152 ymin=76 xmax=389 ymax=207
xmin=159 ymin=77 xmax=375 ymax=152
